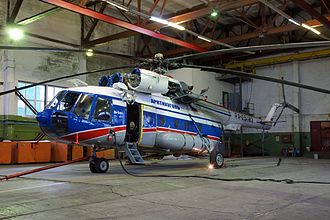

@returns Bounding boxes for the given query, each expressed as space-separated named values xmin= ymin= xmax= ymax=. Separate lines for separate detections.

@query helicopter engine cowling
xmin=127 ymin=68 xmax=181 ymax=94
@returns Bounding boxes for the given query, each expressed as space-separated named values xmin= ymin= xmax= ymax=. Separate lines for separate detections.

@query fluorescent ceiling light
xmin=104 ymin=0 xmax=129 ymax=11
xmin=288 ymin=18 xmax=300 ymax=26
xmin=302 ymin=23 xmax=321 ymax=35
xmin=198 ymin=36 xmax=211 ymax=42
xmin=7 ymin=27 xmax=24 ymax=41
xmin=86 ymin=49 xmax=94 ymax=57
xmin=210 ymin=11 xmax=218 ymax=17
xmin=168 ymin=22 xmax=185 ymax=31
xmin=150 ymin=16 xmax=168 ymax=25
xmin=309 ymin=27 xmax=321 ymax=35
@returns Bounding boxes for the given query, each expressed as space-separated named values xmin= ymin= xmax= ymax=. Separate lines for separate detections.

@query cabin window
xmin=73 ymin=94 xmax=94 ymax=119
xmin=57 ymin=92 xmax=80 ymax=112
xmin=159 ymin=115 xmax=166 ymax=126
xmin=93 ymin=97 xmax=112 ymax=122
xmin=174 ymin=119 xmax=180 ymax=129
xmin=184 ymin=121 xmax=189 ymax=130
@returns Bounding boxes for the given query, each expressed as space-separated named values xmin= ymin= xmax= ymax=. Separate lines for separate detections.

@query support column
xmin=2 ymin=50 xmax=16 ymax=116
xmin=292 ymin=61 xmax=301 ymax=153
xmin=0 ymin=0 xmax=7 ymax=27
xmin=1 ymin=50 xmax=16 ymax=139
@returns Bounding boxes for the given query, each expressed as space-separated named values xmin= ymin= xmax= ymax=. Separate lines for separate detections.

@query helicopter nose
xmin=36 ymin=111 xmax=48 ymax=124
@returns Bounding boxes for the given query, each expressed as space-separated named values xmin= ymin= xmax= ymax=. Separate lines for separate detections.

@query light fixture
xmin=302 ymin=23 xmax=321 ymax=35
xmin=210 ymin=10 xmax=219 ymax=18
xmin=288 ymin=18 xmax=301 ymax=26
xmin=103 ymin=0 xmax=129 ymax=12
xmin=6 ymin=26 xmax=24 ymax=41
xmin=198 ymin=35 xmax=211 ymax=42
xmin=86 ymin=49 xmax=94 ymax=57
xmin=168 ymin=22 xmax=185 ymax=31
xmin=150 ymin=16 xmax=169 ymax=25
xmin=208 ymin=164 xmax=214 ymax=170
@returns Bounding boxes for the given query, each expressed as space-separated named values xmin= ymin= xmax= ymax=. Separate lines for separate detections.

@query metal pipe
xmin=168 ymin=41 xmax=330 ymax=61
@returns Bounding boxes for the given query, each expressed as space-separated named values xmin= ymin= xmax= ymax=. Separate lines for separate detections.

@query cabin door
xmin=126 ymin=103 xmax=141 ymax=142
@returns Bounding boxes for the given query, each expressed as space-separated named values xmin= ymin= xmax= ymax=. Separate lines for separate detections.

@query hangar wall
xmin=233 ymin=57 xmax=330 ymax=156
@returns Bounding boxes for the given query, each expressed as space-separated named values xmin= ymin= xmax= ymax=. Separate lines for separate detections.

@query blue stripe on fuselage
xmin=143 ymin=109 xmax=222 ymax=138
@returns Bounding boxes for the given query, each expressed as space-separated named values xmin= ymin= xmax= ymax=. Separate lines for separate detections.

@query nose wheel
xmin=89 ymin=158 xmax=109 ymax=173
xmin=89 ymin=147 xmax=110 ymax=173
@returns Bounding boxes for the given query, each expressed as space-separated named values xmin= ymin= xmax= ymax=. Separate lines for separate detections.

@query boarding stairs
xmin=123 ymin=142 xmax=145 ymax=164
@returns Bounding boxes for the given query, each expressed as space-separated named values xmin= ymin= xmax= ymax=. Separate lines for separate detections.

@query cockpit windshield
xmin=59 ymin=92 xmax=80 ymax=112
xmin=46 ymin=91 xmax=80 ymax=112
xmin=46 ymin=91 xmax=65 ymax=109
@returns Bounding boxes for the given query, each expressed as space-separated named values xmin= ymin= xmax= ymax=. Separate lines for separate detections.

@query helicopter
xmin=1 ymin=41 xmax=330 ymax=173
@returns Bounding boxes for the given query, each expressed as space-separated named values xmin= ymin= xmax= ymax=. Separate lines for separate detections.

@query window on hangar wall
xmin=17 ymin=81 xmax=64 ymax=117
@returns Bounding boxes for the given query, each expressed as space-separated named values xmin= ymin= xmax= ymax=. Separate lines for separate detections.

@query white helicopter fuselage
xmin=37 ymin=84 xmax=274 ymax=156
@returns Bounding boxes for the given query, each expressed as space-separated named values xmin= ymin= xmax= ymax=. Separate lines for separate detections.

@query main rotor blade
xmin=273 ymin=107 xmax=284 ymax=127
xmin=0 ymin=65 xmax=136 ymax=97
xmin=0 ymin=45 xmax=146 ymax=61
xmin=169 ymin=41 xmax=330 ymax=61
xmin=286 ymin=103 xmax=300 ymax=114
xmin=281 ymin=77 xmax=286 ymax=103
xmin=181 ymin=64 xmax=330 ymax=94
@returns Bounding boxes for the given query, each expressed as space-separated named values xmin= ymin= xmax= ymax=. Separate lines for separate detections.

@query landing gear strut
xmin=209 ymin=149 xmax=224 ymax=168
xmin=89 ymin=147 xmax=109 ymax=173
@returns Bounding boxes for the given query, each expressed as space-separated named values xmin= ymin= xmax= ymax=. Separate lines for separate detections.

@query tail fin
xmin=264 ymin=103 xmax=282 ymax=122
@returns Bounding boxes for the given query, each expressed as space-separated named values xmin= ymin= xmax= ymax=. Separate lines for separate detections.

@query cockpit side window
xmin=73 ymin=94 xmax=94 ymax=119
xmin=58 ymin=92 xmax=80 ymax=112
xmin=93 ymin=97 xmax=112 ymax=122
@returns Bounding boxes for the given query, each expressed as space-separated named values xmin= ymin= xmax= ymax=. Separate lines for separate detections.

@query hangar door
xmin=310 ymin=121 xmax=330 ymax=152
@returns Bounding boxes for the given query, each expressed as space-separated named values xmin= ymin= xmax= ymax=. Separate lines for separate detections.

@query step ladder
xmin=123 ymin=142 xmax=145 ymax=165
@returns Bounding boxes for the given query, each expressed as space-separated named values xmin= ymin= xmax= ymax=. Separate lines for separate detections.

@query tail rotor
xmin=273 ymin=78 xmax=300 ymax=126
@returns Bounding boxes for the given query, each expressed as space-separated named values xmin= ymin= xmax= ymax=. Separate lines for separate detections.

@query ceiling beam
xmin=85 ymin=0 xmax=259 ymax=46
xmin=291 ymin=0 xmax=330 ymax=30
xmin=8 ymin=0 xmax=24 ymax=23
xmin=164 ymin=16 xmax=330 ymax=56
xmin=16 ymin=7 xmax=61 ymax=25
xmin=40 ymin=0 xmax=207 ymax=52
xmin=84 ymin=2 xmax=107 ymax=41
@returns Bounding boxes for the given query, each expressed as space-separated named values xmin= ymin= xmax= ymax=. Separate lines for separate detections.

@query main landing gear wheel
xmin=89 ymin=158 xmax=109 ymax=173
xmin=210 ymin=150 xmax=224 ymax=168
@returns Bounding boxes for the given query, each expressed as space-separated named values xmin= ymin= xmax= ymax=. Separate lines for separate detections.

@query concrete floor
xmin=0 ymin=157 xmax=330 ymax=220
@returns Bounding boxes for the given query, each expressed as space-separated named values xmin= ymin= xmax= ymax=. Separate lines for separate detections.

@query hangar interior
xmin=1 ymin=0 xmax=330 ymax=219
xmin=1 ymin=0 xmax=329 ymax=157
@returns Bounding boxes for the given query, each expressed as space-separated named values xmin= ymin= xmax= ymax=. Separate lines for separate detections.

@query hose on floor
xmin=112 ymin=131 xmax=330 ymax=185
xmin=118 ymin=156 xmax=330 ymax=185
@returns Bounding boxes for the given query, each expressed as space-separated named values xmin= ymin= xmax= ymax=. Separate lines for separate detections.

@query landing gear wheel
xmin=210 ymin=150 xmax=224 ymax=168
xmin=89 ymin=158 xmax=109 ymax=173
xmin=89 ymin=160 xmax=97 ymax=173
xmin=95 ymin=158 xmax=109 ymax=173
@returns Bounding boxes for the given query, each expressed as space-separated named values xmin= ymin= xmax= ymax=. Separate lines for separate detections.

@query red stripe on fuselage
xmin=61 ymin=126 xmax=126 ymax=142
xmin=61 ymin=125 xmax=219 ymax=143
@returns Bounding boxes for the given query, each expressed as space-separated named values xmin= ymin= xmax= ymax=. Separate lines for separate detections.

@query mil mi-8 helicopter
xmin=1 ymin=41 xmax=330 ymax=173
